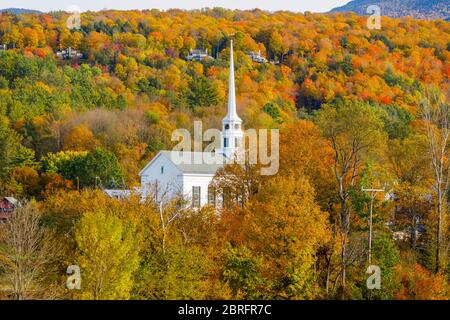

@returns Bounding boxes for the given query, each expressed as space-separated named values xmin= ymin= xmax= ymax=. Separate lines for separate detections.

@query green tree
xmin=0 ymin=52 xmax=38 ymax=84
xmin=0 ymin=119 xmax=36 ymax=180
xmin=42 ymin=148 xmax=124 ymax=189
xmin=368 ymin=234 xmax=400 ymax=299
xmin=221 ymin=244 xmax=263 ymax=299
xmin=315 ymin=100 xmax=387 ymax=298
xmin=81 ymin=148 xmax=124 ymax=188
xmin=137 ymin=245 xmax=213 ymax=299
xmin=41 ymin=150 xmax=88 ymax=174
xmin=380 ymin=104 xmax=414 ymax=140
xmin=262 ymin=102 xmax=281 ymax=122
xmin=181 ymin=76 xmax=220 ymax=111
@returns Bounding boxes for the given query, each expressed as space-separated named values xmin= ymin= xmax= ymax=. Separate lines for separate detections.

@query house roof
xmin=104 ymin=188 xmax=141 ymax=198
xmin=140 ymin=151 xmax=226 ymax=176
xmin=4 ymin=197 xmax=17 ymax=205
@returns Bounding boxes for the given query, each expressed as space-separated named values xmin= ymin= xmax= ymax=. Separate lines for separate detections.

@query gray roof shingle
xmin=160 ymin=151 xmax=226 ymax=175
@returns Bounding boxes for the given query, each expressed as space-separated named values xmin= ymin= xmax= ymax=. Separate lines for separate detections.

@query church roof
xmin=140 ymin=151 xmax=226 ymax=176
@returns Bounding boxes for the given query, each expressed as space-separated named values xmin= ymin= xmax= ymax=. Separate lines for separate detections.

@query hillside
xmin=0 ymin=8 xmax=449 ymax=301
xmin=0 ymin=8 xmax=42 ymax=14
xmin=0 ymin=8 xmax=448 ymax=191
xmin=331 ymin=0 xmax=450 ymax=20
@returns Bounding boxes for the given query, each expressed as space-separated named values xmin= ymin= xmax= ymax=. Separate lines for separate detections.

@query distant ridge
xmin=0 ymin=8 xmax=42 ymax=15
xmin=330 ymin=0 xmax=450 ymax=20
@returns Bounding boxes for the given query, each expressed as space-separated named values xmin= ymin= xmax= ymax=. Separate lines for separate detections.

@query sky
xmin=0 ymin=0 xmax=351 ymax=13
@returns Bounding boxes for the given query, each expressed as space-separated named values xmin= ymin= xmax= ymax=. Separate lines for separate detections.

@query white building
xmin=185 ymin=48 xmax=214 ymax=62
xmin=103 ymin=188 xmax=141 ymax=200
xmin=55 ymin=47 xmax=83 ymax=60
xmin=248 ymin=50 xmax=267 ymax=63
xmin=139 ymin=40 xmax=243 ymax=208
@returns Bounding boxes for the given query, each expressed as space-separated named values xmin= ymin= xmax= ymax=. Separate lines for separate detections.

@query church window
xmin=234 ymin=124 xmax=240 ymax=130
xmin=153 ymin=180 xmax=159 ymax=203
xmin=224 ymin=138 xmax=229 ymax=148
xmin=193 ymin=186 xmax=201 ymax=208
xmin=161 ymin=166 xmax=164 ymax=174
xmin=223 ymin=187 xmax=231 ymax=208
xmin=208 ymin=186 xmax=216 ymax=207
xmin=225 ymin=124 xmax=230 ymax=130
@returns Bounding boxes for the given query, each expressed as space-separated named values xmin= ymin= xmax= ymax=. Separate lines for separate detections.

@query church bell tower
xmin=220 ymin=40 xmax=243 ymax=161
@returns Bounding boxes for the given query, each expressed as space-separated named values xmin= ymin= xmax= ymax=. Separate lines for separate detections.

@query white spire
xmin=219 ymin=40 xmax=244 ymax=161
xmin=225 ymin=40 xmax=241 ymax=122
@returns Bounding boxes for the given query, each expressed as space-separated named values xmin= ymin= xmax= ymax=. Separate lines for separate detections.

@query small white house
xmin=185 ymin=48 xmax=214 ymax=62
xmin=55 ymin=47 xmax=83 ymax=60
xmin=248 ymin=50 xmax=267 ymax=63
xmin=140 ymin=40 xmax=243 ymax=208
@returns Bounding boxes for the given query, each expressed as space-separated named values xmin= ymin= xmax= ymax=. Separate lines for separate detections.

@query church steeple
xmin=220 ymin=40 xmax=243 ymax=160
xmin=224 ymin=40 xmax=241 ymax=122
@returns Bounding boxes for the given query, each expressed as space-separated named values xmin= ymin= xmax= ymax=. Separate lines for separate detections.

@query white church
xmin=138 ymin=40 xmax=243 ymax=208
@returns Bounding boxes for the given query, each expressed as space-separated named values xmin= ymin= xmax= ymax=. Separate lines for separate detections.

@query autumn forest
xmin=0 ymin=8 xmax=449 ymax=300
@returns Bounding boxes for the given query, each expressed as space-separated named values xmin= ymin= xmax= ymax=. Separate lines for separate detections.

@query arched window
xmin=225 ymin=124 xmax=230 ymax=130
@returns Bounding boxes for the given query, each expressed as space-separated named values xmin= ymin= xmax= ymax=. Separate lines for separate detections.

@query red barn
xmin=0 ymin=197 xmax=17 ymax=222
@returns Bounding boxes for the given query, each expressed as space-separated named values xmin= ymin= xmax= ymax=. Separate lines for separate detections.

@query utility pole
xmin=361 ymin=187 xmax=385 ymax=264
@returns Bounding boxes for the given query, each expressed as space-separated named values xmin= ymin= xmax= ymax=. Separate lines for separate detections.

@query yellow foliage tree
xmin=63 ymin=125 xmax=96 ymax=151
xmin=74 ymin=210 xmax=140 ymax=300
xmin=241 ymin=175 xmax=330 ymax=299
